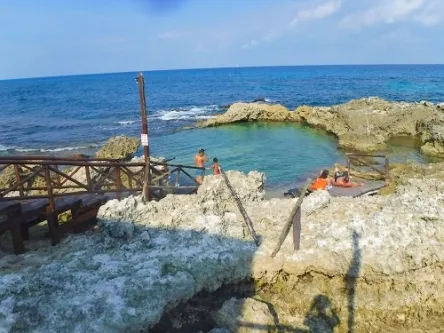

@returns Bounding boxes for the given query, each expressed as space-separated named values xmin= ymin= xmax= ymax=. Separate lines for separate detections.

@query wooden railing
xmin=0 ymin=156 xmax=203 ymax=205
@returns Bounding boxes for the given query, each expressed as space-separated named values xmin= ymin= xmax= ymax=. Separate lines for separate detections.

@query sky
xmin=0 ymin=0 xmax=444 ymax=79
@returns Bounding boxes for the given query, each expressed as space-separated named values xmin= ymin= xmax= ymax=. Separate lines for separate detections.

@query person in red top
xmin=210 ymin=157 xmax=222 ymax=175
xmin=311 ymin=169 xmax=331 ymax=191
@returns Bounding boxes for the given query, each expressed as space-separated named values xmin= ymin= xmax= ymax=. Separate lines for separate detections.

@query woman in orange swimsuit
xmin=311 ymin=169 xmax=331 ymax=191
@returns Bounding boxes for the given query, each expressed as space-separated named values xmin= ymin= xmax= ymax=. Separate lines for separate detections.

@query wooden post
xmin=137 ymin=72 xmax=151 ymax=201
xmin=85 ymin=165 xmax=92 ymax=191
xmin=44 ymin=166 xmax=55 ymax=211
xmin=293 ymin=207 xmax=302 ymax=250
xmin=54 ymin=165 xmax=62 ymax=187
xmin=115 ymin=166 xmax=122 ymax=200
xmin=385 ymin=156 xmax=390 ymax=184
xmin=44 ymin=165 xmax=59 ymax=245
xmin=271 ymin=179 xmax=311 ymax=258
xmin=221 ymin=169 xmax=259 ymax=246
xmin=13 ymin=165 xmax=25 ymax=197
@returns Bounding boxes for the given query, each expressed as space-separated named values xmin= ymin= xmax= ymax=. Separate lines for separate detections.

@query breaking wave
xmin=0 ymin=144 xmax=14 ymax=152
xmin=115 ymin=120 xmax=137 ymax=126
xmin=157 ymin=105 xmax=220 ymax=121
xmin=1 ymin=144 xmax=100 ymax=153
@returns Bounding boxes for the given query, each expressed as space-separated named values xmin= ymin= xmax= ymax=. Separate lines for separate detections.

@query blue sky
xmin=0 ymin=0 xmax=443 ymax=79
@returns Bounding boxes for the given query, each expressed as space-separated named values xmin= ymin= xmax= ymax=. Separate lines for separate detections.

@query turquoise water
xmin=151 ymin=123 xmax=343 ymax=191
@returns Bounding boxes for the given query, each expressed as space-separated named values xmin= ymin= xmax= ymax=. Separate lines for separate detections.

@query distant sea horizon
xmin=1 ymin=64 xmax=444 ymax=191
xmin=2 ymin=63 xmax=444 ymax=81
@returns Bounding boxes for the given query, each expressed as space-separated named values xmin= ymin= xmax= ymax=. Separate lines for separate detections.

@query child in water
xmin=210 ymin=157 xmax=222 ymax=175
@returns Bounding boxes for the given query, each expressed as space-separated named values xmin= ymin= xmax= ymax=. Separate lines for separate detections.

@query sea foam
xmin=157 ymin=105 xmax=219 ymax=121
xmin=10 ymin=144 xmax=100 ymax=153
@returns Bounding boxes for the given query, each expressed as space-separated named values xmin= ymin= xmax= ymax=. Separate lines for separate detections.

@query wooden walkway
xmin=0 ymin=156 xmax=203 ymax=254
xmin=285 ymin=153 xmax=389 ymax=199
xmin=0 ymin=193 xmax=107 ymax=254
xmin=284 ymin=181 xmax=386 ymax=199
xmin=327 ymin=181 xmax=386 ymax=197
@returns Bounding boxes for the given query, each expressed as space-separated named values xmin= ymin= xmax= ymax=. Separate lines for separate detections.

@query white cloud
xmin=158 ymin=31 xmax=177 ymax=40
xmin=415 ymin=0 xmax=444 ymax=26
xmin=242 ymin=39 xmax=260 ymax=49
xmin=291 ymin=0 xmax=342 ymax=26
xmin=341 ymin=0 xmax=444 ymax=28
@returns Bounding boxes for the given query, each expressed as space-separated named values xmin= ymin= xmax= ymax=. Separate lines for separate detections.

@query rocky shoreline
xmin=1 ymin=166 xmax=444 ymax=332
xmin=1 ymin=101 xmax=444 ymax=332
xmin=199 ymin=98 xmax=444 ymax=157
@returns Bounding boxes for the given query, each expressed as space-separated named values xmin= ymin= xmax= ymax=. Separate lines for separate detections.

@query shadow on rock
xmin=345 ymin=230 xmax=361 ymax=333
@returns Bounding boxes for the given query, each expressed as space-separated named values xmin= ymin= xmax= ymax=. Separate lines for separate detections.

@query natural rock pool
xmin=151 ymin=123 xmax=440 ymax=194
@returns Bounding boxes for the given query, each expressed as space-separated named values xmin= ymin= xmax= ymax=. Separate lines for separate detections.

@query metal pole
xmin=137 ymin=72 xmax=151 ymax=201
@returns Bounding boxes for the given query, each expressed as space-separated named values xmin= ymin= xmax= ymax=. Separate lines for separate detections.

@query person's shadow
xmin=300 ymin=230 xmax=360 ymax=333
xmin=302 ymin=295 xmax=340 ymax=333
xmin=345 ymin=230 xmax=361 ymax=333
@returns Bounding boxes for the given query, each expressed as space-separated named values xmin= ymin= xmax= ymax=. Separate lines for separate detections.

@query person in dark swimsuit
xmin=194 ymin=148 xmax=209 ymax=184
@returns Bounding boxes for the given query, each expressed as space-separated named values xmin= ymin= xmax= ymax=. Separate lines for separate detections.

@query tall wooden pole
xmin=137 ymin=72 xmax=151 ymax=201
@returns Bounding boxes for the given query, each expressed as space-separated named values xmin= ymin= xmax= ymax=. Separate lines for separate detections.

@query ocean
xmin=1 ymin=65 xmax=444 ymax=192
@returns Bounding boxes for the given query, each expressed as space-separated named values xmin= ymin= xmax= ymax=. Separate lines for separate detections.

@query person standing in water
xmin=210 ymin=157 xmax=222 ymax=175
xmin=194 ymin=148 xmax=209 ymax=184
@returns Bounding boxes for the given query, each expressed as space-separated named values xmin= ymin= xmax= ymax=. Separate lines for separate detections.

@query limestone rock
xmin=295 ymin=97 xmax=435 ymax=151
xmin=95 ymin=135 xmax=140 ymax=160
xmin=214 ymin=297 xmax=275 ymax=333
xmin=417 ymin=112 xmax=444 ymax=157
xmin=0 ymin=166 xmax=16 ymax=189
xmin=200 ymin=97 xmax=442 ymax=152
xmin=198 ymin=102 xmax=300 ymax=127
xmin=97 ymin=171 xmax=265 ymax=239
xmin=208 ymin=328 xmax=230 ymax=333
xmin=2 ymin=168 xmax=444 ymax=332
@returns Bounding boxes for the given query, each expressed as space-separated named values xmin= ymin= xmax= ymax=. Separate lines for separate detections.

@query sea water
xmin=1 ymin=65 xmax=444 ymax=191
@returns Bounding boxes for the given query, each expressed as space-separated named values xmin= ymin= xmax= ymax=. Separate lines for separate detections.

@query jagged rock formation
xmin=213 ymin=297 xmax=275 ymax=333
xmin=95 ymin=135 xmax=140 ymax=160
xmin=198 ymin=103 xmax=299 ymax=127
xmin=417 ymin=112 xmax=444 ymax=157
xmin=295 ymin=97 xmax=435 ymax=152
xmin=1 ymin=169 xmax=444 ymax=332
xmin=199 ymin=97 xmax=444 ymax=156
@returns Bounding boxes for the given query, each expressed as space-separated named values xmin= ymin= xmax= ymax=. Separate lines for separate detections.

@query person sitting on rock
xmin=311 ymin=169 xmax=331 ymax=191
xmin=333 ymin=167 xmax=343 ymax=183
xmin=333 ymin=171 xmax=363 ymax=187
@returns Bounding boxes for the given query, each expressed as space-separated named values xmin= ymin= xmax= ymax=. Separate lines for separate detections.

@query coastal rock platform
xmin=199 ymin=97 xmax=444 ymax=156
xmin=1 ymin=170 xmax=443 ymax=332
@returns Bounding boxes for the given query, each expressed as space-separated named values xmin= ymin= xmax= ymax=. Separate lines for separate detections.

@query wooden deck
xmin=0 ymin=193 xmax=110 ymax=254
xmin=285 ymin=181 xmax=387 ymax=199
xmin=327 ymin=180 xmax=386 ymax=197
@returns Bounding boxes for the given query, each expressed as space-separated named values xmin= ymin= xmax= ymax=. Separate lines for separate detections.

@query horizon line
xmin=2 ymin=63 xmax=444 ymax=81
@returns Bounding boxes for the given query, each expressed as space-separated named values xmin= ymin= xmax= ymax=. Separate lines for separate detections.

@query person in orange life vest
xmin=333 ymin=171 xmax=363 ymax=187
xmin=209 ymin=157 xmax=222 ymax=175
xmin=311 ymin=169 xmax=331 ymax=191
